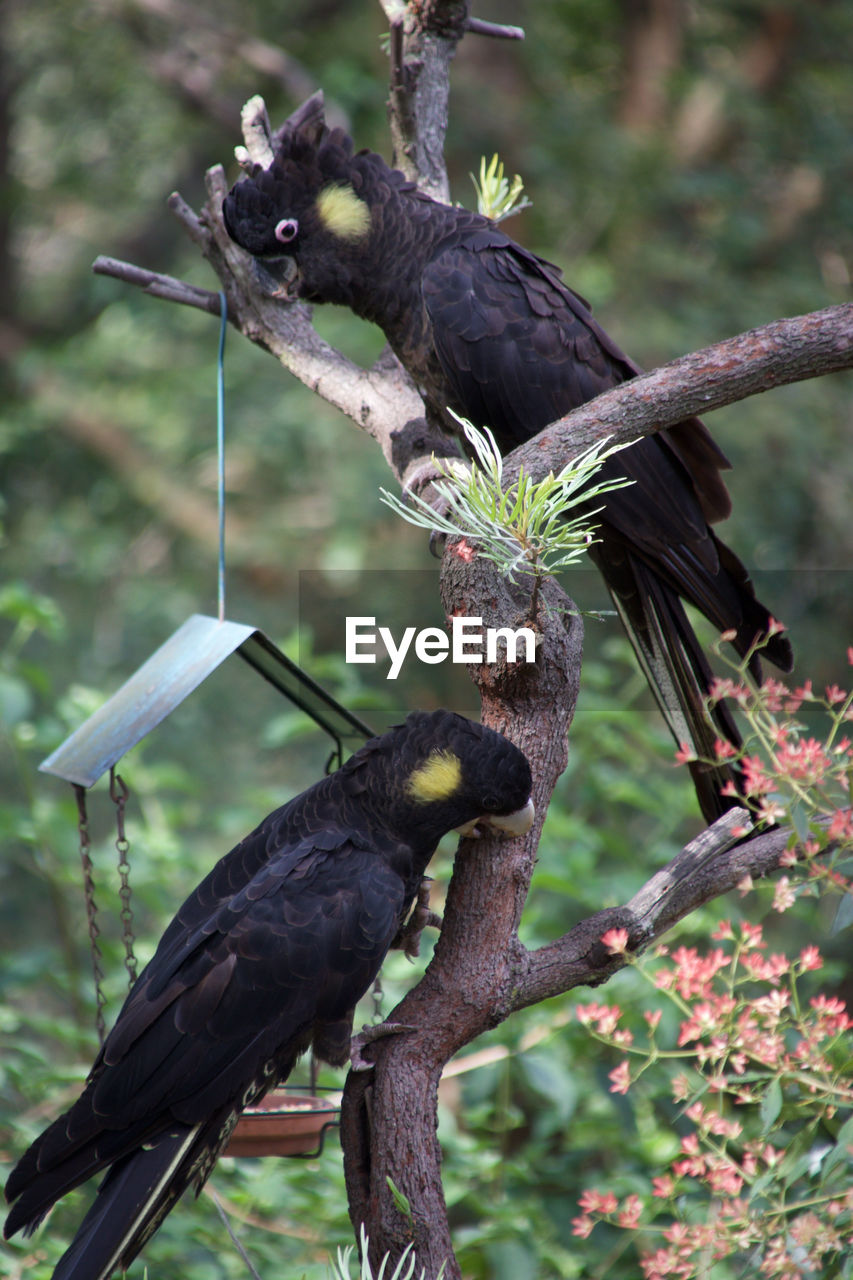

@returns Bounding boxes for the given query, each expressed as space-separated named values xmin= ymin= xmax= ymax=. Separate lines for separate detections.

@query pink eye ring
xmin=274 ymin=218 xmax=298 ymax=244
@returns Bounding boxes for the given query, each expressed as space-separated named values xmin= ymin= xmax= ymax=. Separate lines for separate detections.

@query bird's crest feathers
xmin=405 ymin=748 xmax=463 ymax=804
xmin=316 ymin=183 xmax=371 ymax=241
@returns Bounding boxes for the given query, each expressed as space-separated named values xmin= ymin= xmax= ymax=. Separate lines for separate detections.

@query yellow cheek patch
xmin=316 ymin=184 xmax=371 ymax=241
xmin=406 ymin=749 xmax=463 ymax=804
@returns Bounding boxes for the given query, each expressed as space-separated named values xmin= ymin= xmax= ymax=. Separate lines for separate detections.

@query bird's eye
xmin=274 ymin=218 xmax=299 ymax=244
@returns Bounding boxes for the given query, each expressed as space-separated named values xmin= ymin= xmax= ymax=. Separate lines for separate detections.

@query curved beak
xmin=455 ymin=796 xmax=535 ymax=839
xmin=252 ymin=256 xmax=299 ymax=297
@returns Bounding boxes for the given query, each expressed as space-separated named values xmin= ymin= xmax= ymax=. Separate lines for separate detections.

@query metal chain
xmin=109 ymin=767 xmax=138 ymax=987
xmin=73 ymin=785 xmax=106 ymax=1044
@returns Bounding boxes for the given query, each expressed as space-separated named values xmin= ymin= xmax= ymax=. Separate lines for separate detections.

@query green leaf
xmin=519 ymin=1052 xmax=578 ymax=1125
xmin=471 ymin=154 xmax=531 ymax=222
xmin=759 ymin=1077 xmax=783 ymax=1133
xmin=789 ymin=799 xmax=811 ymax=843
xmin=823 ymin=1113 xmax=853 ymax=1177
xmin=0 ymin=583 xmax=64 ymax=636
xmin=380 ymin=420 xmax=634 ymax=588
xmin=831 ymin=890 xmax=853 ymax=934
xmin=0 ymin=671 xmax=32 ymax=726
xmin=385 ymin=1176 xmax=413 ymax=1226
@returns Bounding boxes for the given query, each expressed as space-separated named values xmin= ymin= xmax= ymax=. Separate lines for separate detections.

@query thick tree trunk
xmin=341 ymin=564 xmax=583 ymax=1279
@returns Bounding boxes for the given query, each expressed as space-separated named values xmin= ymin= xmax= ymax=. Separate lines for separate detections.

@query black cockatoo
xmin=222 ymin=95 xmax=793 ymax=823
xmin=5 ymin=709 xmax=533 ymax=1280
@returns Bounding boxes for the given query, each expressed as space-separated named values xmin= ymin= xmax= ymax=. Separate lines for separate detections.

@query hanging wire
xmin=73 ymin=784 xmax=107 ymax=1044
xmin=217 ymin=291 xmax=228 ymax=623
xmin=208 ymin=1190 xmax=263 ymax=1280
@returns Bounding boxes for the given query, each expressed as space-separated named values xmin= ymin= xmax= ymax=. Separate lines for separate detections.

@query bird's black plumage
xmin=222 ymin=95 xmax=794 ymax=823
xmin=4 ymin=709 xmax=533 ymax=1280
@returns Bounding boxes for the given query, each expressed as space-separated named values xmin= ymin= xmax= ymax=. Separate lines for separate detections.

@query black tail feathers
xmin=605 ymin=559 xmax=755 ymax=824
xmin=7 ymin=1125 xmax=200 ymax=1280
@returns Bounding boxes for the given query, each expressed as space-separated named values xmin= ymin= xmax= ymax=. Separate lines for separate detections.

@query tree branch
xmin=92 ymin=255 xmax=223 ymax=315
xmin=380 ymin=0 xmax=469 ymax=200
xmin=512 ymin=808 xmax=791 ymax=1010
xmin=91 ymin=232 xmax=853 ymax=494
xmin=508 ymin=303 xmax=853 ymax=477
xmin=464 ymin=16 xmax=525 ymax=41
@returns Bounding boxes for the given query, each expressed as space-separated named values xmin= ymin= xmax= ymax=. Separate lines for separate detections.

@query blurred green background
xmin=1 ymin=2 xmax=851 ymax=1276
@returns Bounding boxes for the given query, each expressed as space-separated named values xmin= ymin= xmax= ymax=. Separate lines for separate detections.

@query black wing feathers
xmin=420 ymin=229 xmax=793 ymax=818
xmin=4 ymin=816 xmax=404 ymax=1259
xmin=423 ymin=237 xmax=634 ymax=451
xmin=423 ymin=237 xmax=730 ymax=613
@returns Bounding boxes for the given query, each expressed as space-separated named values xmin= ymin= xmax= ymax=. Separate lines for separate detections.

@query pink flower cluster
xmin=572 ymin=924 xmax=853 ymax=1276
xmin=636 ymin=1188 xmax=853 ymax=1280
xmin=677 ymin=643 xmax=853 ymax=846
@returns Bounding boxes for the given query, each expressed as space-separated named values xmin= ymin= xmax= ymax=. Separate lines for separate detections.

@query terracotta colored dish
xmin=224 ymin=1092 xmax=340 ymax=1158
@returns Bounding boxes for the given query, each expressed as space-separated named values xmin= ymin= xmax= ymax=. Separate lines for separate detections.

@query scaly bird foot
xmin=350 ymin=1022 xmax=418 ymax=1072
xmin=392 ymin=878 xmax=443 ymax=959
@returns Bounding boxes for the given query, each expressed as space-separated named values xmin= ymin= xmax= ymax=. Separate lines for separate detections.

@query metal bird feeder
xmin=39 ymin=296 xmax=367 ymax=1154
xmin=39 ymin=612 xmax=374 ymax=792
